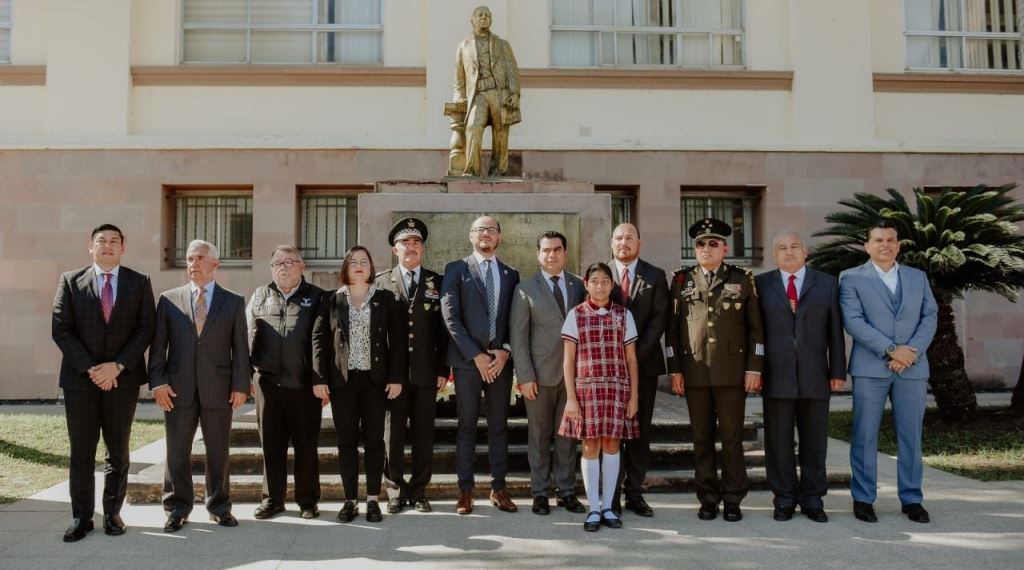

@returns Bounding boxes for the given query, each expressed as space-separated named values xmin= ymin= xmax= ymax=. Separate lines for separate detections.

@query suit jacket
xmin=839 ymin=261 xmax=938 ymax=379
xmin=441 ymin=254 xmax=520 ymax=369
xmin=312 ymin=287 xmax=408 ymax=388
xmin=375 ymin=267 xmax=449 ymax=387
xmin=148 ymin=283 xmax=251 ymax=409
xmin=454 ymin=31 xmax=521 ymax=126
xmin=509 ymin=270 xmax=585 ymax=387
xmin=756 ymin=268 xmax=846 ymax=399
xmin=666 ymin=263 xmax=765 ymax=387
xmin=52 ymin=265 xmax=156 ymax=390
xmin=609 ymin=258 xmax=669 ymax=377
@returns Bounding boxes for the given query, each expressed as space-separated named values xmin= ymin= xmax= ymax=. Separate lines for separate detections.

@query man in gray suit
xmin=756 ymin=231 xmax=846 ymax=523
xmin=510 ymin=231 xmax=587 ymax=516
xmin=149 ymin=240 xmax=251 ymax=533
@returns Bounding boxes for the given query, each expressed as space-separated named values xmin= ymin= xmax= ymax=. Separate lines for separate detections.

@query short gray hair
xmin=772 ymin=230 xmax=806 ymax=249
xmin=186 ymin=239 xmax=220 ymax=260
xmin=270 ymin=245 xmax=303 ymax=261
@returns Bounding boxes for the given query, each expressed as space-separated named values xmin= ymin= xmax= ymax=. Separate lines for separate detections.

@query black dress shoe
xmin=103 ymin=514 xmax=126 ymax=536
xmin=773 ymin=506 xmax=795 ymax=521
xmin=337 ymin=501 xmax=358 ymax=523
xmin=556 ymin=495 xmax=586 ymax=514
xmin=299 ymin=506 xmax=320 ymax=519
xmin=601 ymin=509 xmax=623 ymax=529
xmin=387 ymin=497 xmax=406 ymax=514
xmin=801 ymin=508 xmax=829 ymax=523
xmin=210 ymin=512 xmax=238 ymax=527
xmin=625 ymin=496 xmax=654 ymax=517
xmin=698 ymin=503 xmax=719 ymax=520
xmin=366 ymin=500 xmax=383 ymax=523
xmin=902 ymin=503 xmax=930 ymax=523
xmin=163 ymin=514 xmax=187 ymax=533
xmin=853 ymin=501 xmax=878 ymax=523
xmin=63 ymin=518 xmax=94 ymax=542
xmin=532 ymin=496 xmax=551 ymax=515
xmin=723 ymin=502 xmax=743 ymax=522
xmin=583 ymin=512 xmax=601 ymax=532
xmin=413 ymin=498 xmax=432 ymax=513
xmin=253 ymin=504 xmax=285 ymax=520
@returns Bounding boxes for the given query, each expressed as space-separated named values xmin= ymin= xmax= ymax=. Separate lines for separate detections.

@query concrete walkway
xmin=2 ymin=394 xmax=1022 ymax=569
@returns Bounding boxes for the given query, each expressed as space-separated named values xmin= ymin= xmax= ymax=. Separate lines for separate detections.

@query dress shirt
xmin=472 ymin=251 xmax=501 ymax=314
xmin=872 ymin=262 xmax=900 ymax=295
xmin=93 ymin=264 xmax=121 ymax=303
xmin=780 ymin=266 xmax=807 ymax=300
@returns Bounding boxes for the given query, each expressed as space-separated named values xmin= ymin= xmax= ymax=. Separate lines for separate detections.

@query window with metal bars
xmin=0 ymin=0 xmax=11 ymax=63
xmin=680 ymin=188 xmax=761 ymax=263
xmin=905 ymin=0 xmax=1022 ymax=71
xmin=596 ymin=186 xmax=638 ymax=230
xmin=171 ymin=192 xmax=253 ymax=265
xmin=299 ymin=192 xmax=362 ymax=262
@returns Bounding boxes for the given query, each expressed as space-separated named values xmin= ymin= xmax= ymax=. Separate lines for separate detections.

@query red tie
xmin=101 ymin=273 xmax=114 ymax=323
xmin=620 ymin=267 xmax=631 ymax=305
xmin=787 ymin=274 xmax=798 ymax=313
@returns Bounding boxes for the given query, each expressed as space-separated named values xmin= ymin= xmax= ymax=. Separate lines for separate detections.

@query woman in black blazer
xmin=313 ymin=246 xmax=407 ymax=523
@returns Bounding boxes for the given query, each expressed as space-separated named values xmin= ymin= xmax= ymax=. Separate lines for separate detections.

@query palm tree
xmin=808 ymin=185 xmax=1024 ymax=422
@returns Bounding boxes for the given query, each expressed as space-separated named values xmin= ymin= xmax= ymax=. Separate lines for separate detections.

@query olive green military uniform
xmin=666 ymin=263 xmax=764 ymax=506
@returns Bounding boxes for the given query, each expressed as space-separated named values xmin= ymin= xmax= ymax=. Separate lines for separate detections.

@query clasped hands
xmin=473 ymin=350 xmax=508 ymax=384
xmin=87 ymin=362 xmax=121 ymax=391
xmin=888 ymin=345 xmax=918 ymax=374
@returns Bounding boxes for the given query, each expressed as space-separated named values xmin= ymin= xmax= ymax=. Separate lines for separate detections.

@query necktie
xmin=101 ymin=273 xmax=114 ymax=324
xmin=706 ymin=270 xmax=715 ymax=284
xmin=407 ymin=270 xmax=418 ymax=299
xmin=551 ymin=275 xmax=566 ymax=317
xmin=194 ymin=288 xmax=207 ymax=335
xmin=484 ymin=260 xmax=496 ymax=340
xmin=620 ymin=267 xmax=631 ymax=304
xmin=787 ymin=274 xmax=798 ymax=313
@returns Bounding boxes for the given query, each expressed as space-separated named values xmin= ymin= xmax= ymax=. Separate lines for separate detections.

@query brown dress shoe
xmin=456 ymin=490 xmax=474 ymax=515
xmin=490 ymin=490 xmax=518 ymax=513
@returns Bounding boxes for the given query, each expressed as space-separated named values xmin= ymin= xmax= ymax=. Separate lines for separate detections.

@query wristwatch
xmin=501 ymin=343 xmax=512 ymax=353
xmin=115 ymin=362 xmax=125 ymax=372
xmin=885 ymin=344 xmax=897 ymax=358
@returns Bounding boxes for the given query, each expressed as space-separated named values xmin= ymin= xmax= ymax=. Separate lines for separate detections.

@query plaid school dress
xmin=558 ymin=301 xmax=640 ymax=440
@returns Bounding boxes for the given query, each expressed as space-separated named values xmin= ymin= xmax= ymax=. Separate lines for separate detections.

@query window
xmin=680 ymin=187 xmax=761 ymax=263
xmin=551 ymin=0 xmax=744 ymax=68
xmin=182 ymin=0 xmax=383 ymax=64
xmin=299 ymin=188 xmax=368 ymax=262
xmin=905 ymin=0 xmax=1022 ymax=71
xmin=169 ymin=189 xmax=253 ymax=266
xmin=597 ymin=186 xmax=637 ymax=230
xmin=0 ymin=0 xmax=11 ymax=63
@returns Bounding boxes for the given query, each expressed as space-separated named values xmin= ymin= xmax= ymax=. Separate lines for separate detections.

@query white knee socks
xmin=601 ymin=452 xmax=620 ymax=515
xmin=581 ymin=456 xmax=600 ymax=512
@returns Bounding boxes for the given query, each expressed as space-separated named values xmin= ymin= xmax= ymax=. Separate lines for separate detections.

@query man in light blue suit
xmin=839 ymin=220 xmax=937 ymax=524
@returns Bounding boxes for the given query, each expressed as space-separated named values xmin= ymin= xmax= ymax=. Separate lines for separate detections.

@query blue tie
xmin=484 ymin=259 xmax=496 ymax=341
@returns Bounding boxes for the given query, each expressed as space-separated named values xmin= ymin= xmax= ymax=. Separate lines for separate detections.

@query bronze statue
xmin=446 ymin=6 xmax=521 ymax=178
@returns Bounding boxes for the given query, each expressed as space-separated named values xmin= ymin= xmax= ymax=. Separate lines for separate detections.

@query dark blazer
xmin=756 ymin=268 xmax=846 ymax=400
xmin=52 ymin=266 xmax=156 ymax=390
xmin=148 ymin=283 xmax=251 ymax=409
xmin=441 ymin=254 xmax=520 ymax=369
xmin=312 ymin=287 xmax=408 ymax=388
xmin=609 ymin=258 xmax=669 ymax=377
xmin=375 ymin=267 xmax=449 ymax=387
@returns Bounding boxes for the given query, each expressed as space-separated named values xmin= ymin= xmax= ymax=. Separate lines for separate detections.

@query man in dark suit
xmin=441 ymin=215 xmax=520 ymax=515
xmin=149 ymin=239 xmax=250 ymax=533
xmin=377 ymin=218 xmax=449 ymax=514
xmin=755 ymin=231 xmax=846 ymax=523
xmin=607 ymin=223 xmax=669 ymax=517
xmin=667 ymin=218 xmax=764 ymax=523
xmin=52 ymin=223 xmax=156 ymax=542
xmin=510 ymin=231 xmax=587 ymax=516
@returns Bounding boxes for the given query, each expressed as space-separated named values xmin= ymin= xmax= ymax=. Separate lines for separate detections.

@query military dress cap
xmin=388 ymin=217 xmax=429 ymax=245
xmin=688 ymin=217 xmax=732 ymax=241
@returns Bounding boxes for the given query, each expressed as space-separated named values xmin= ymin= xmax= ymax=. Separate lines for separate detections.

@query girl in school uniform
xmin=559 ymin=262 xmax=640 ymax=532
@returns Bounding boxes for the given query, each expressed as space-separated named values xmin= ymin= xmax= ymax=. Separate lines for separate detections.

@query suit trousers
xmin=384 ymin=383 xmax=437 ymax=501
xmin=330 ymin=370 xmax=387 ymax=500
xmin=162 ymin=396 xmax=233 ymax=517
xmin=454 ymin=366 xmax=514 ymax=491
xmin=256 ymin=381 xmax=322 ymax=509
xmin=465 ymin=89 xmax=509 ymax=176
xmin=63 ymin=386 xmax=139 ymax=520
xmin=763 ymin=397 xmax=830 ymax=510
xmin=523 ymin=380 xmax=577 ymax=499
xmin=850 ymin=374 xmax=927 ymax=505
xmin=686 ymin=386 xmax=749 ymax=505
xmin=615 ymin=374 xmax=658 ymax=503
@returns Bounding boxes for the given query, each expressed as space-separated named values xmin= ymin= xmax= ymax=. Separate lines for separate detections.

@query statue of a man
xmin=453 ymin=6 xmax=521 ymax=177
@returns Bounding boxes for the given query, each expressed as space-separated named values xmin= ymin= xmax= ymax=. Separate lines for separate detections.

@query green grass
xmin=0 ymin=414 xmax=165 ymax=504
xmin=829 ymin=405 xmax=1024 ymax=481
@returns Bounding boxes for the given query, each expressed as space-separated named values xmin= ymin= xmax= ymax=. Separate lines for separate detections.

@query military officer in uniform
xmin=376 ymin=218 xmax=450 ymax=514
xmin=666 ymin=218 xmax=765 ymax=523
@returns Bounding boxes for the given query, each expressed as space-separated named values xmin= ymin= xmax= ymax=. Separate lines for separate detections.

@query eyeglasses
xmin=695 ymin=240 xmax=723 ymax=249
xmin=270 ymin=259 xmax=301 ymax=269
xmin=346 ymin=259 xmax=372 ymax=267
xmin=471 ymin=227 xmax=499 ymax=234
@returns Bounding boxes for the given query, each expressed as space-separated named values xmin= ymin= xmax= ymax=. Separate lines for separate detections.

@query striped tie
xmin=484 ymin=259 xmax=496 ymax=341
